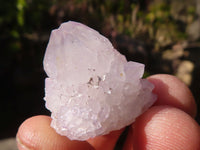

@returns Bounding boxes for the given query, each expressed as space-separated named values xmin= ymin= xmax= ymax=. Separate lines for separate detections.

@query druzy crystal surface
xmin=43 ymin=21 xmax=156 ymax=141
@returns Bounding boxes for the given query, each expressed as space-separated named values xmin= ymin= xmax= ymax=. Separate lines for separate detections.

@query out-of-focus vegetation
xmin=0 ymin=0 xmax=200 ymax=139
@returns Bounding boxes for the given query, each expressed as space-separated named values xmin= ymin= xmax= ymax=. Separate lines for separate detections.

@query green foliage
xmin=187 ymin=6 xmax=196 ymax=15
xmin=17 ymin=0 xmax=26 ymax=26
xmin=143 ymin=71 xmax=151 ymax=78
xmin=0 ymin=0 xmax=53 ymax=55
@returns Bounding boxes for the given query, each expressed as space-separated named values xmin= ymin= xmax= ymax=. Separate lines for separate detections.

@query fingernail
xmin=16 ymin=136 xmax=31 ymax=150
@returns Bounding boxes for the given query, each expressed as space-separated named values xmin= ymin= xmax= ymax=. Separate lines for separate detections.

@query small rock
xmin=162 ymin=44 xmax=184 ymax=60
xmin=187 ymin=19 xmax=200 ymax=41
xmin=176 ymin=60 xmax=194 ymax=85
xmin=0 ymin=138 xmax=17 ymax=150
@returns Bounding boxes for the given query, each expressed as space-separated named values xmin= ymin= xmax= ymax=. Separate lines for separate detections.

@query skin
xmin=16 ymin=74 xmax=200 ymax=150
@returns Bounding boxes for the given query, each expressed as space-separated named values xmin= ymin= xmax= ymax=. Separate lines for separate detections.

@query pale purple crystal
xmin=43 ymin=21 xmax=156 ymax=141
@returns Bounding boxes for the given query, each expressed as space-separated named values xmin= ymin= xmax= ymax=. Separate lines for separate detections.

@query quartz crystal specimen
xmin=43 ymin=21 xmax=156 ymax=141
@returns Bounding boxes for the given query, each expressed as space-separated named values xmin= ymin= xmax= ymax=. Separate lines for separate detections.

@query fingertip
xmin=16 ymin=115 xmax=94 ymax=150
xmin=132 ymin=106 xmax=200 ymax=150
xmin=147 ymin=74 xmax=197 ymax=117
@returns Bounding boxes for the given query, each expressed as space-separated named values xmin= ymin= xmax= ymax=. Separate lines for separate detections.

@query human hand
xmin=16 ymin=74 xmax=200 ymax=150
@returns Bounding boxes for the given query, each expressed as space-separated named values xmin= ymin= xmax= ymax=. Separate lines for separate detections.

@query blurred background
xmin=0 ymin=0 xmax=200 ymax=149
